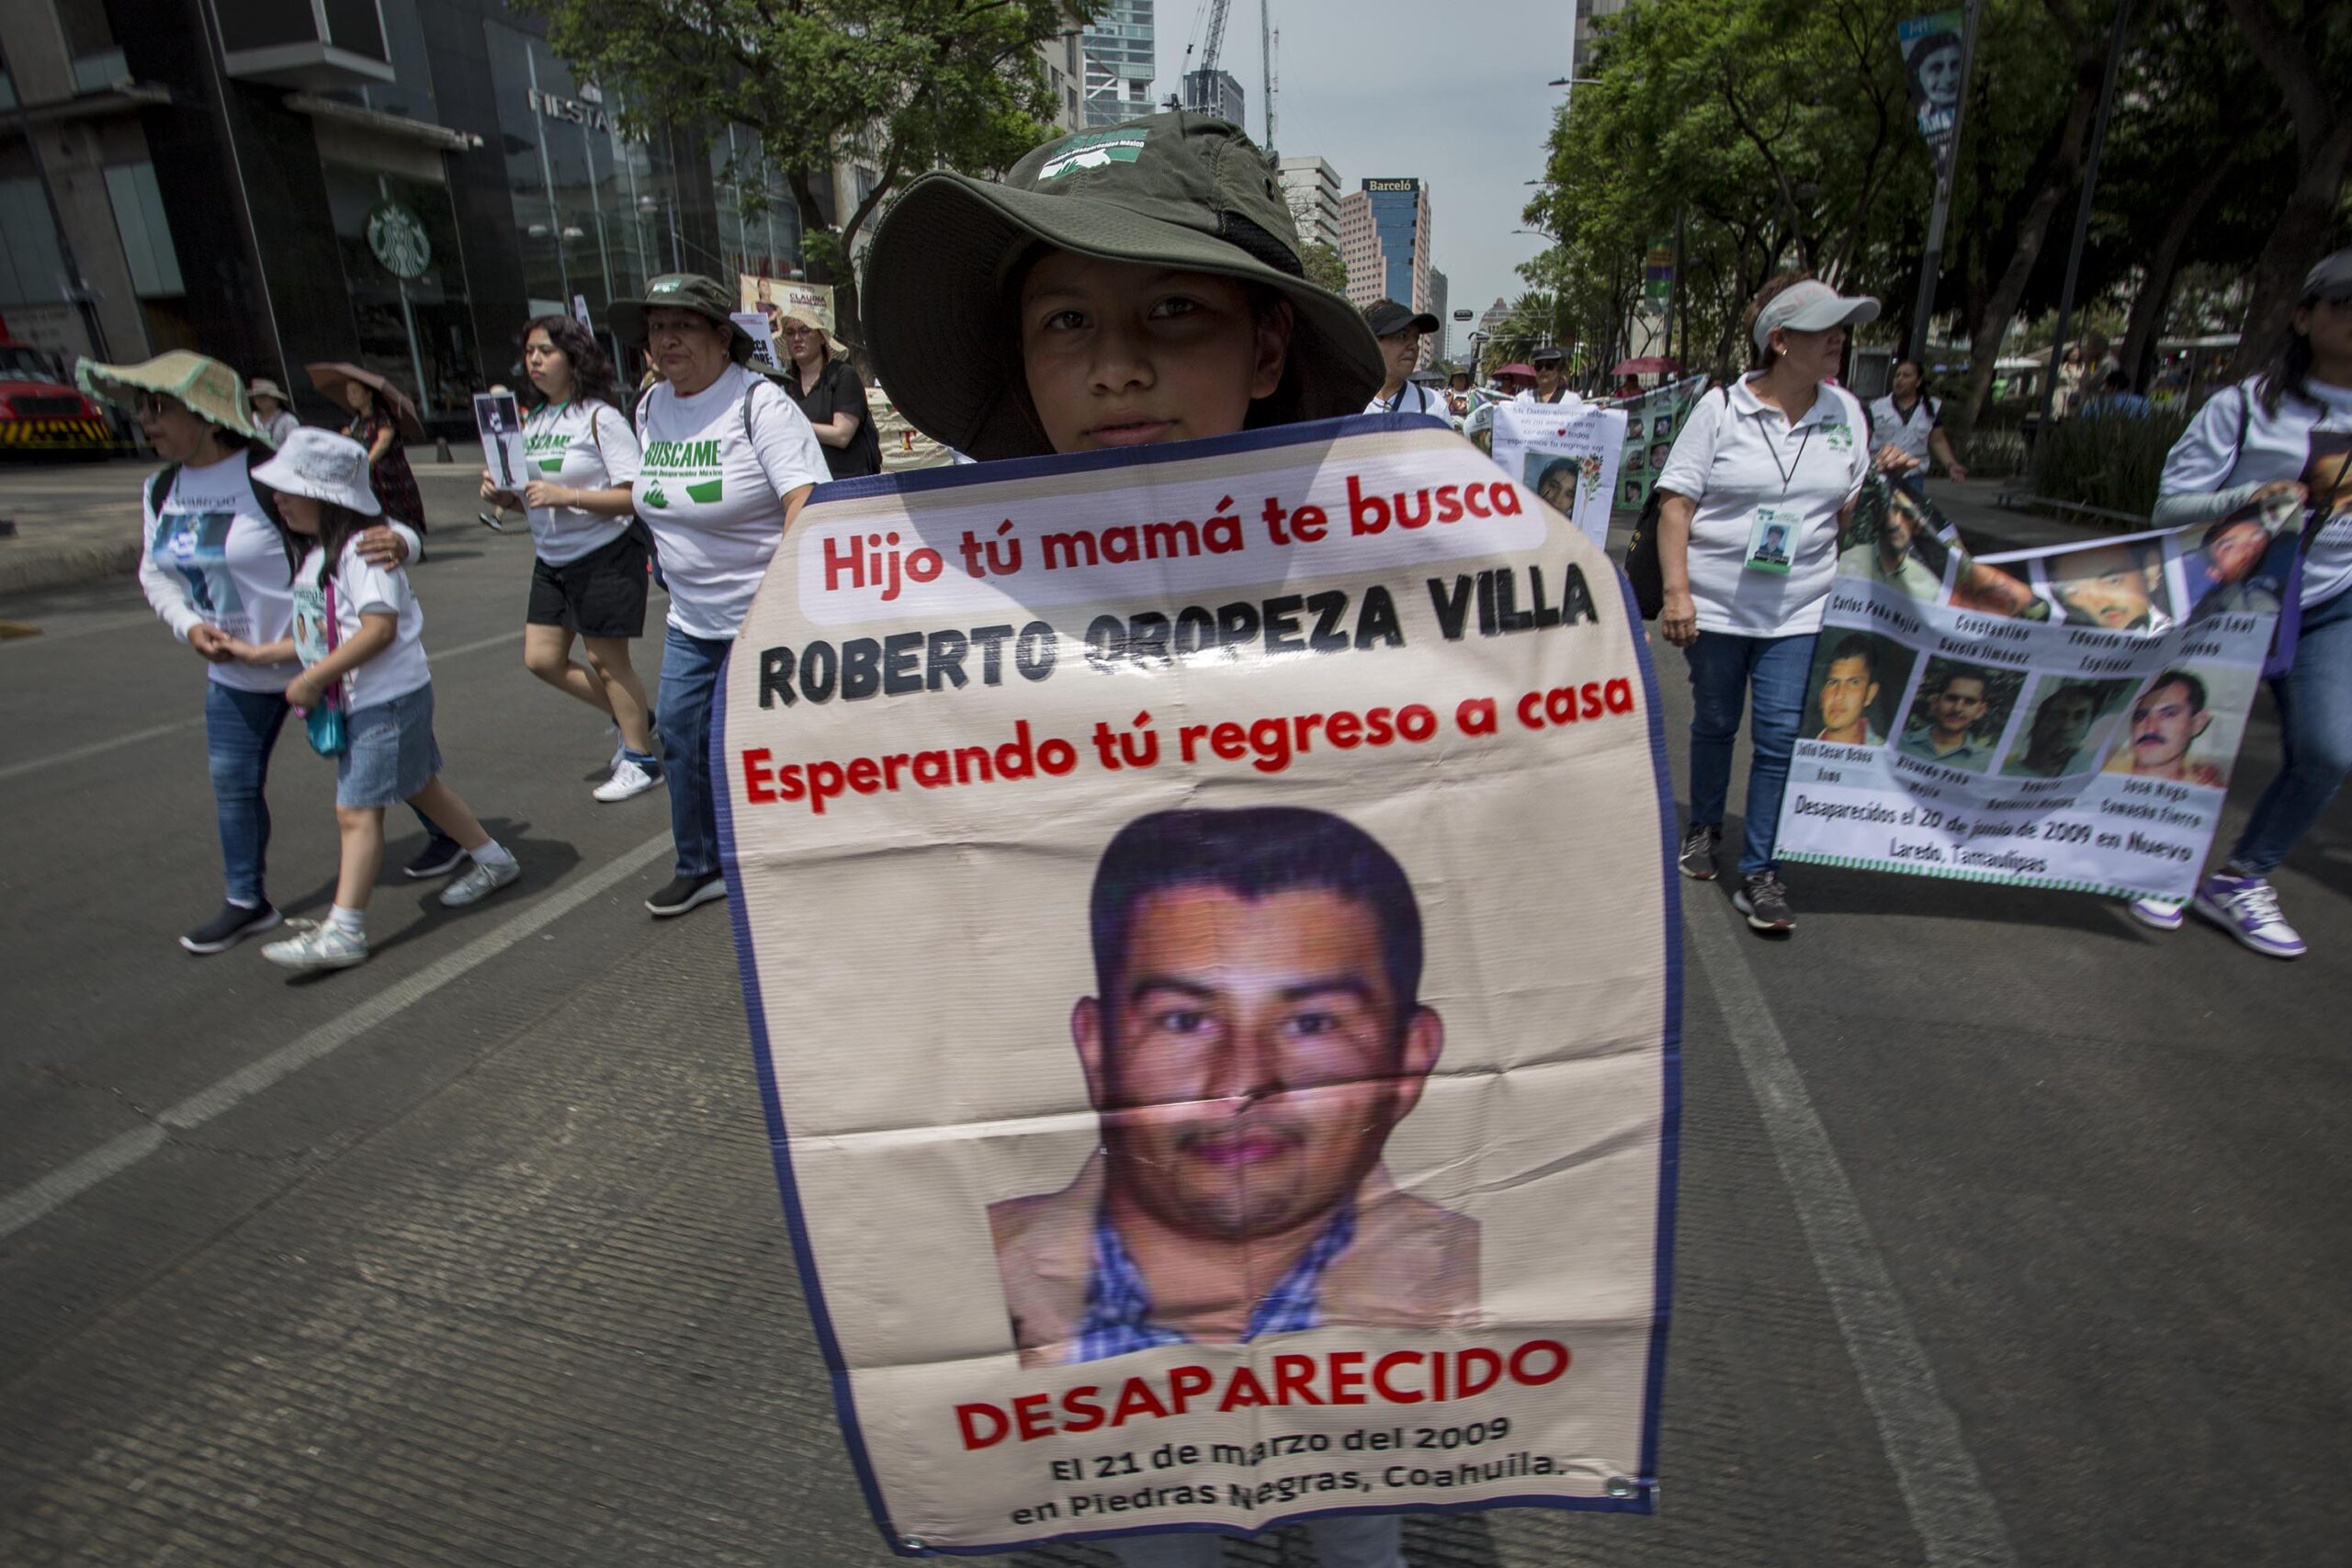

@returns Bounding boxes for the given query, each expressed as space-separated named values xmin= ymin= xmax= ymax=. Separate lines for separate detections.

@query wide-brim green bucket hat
xmin=76 ymin=351 xmax=260 ymax=440
xmin=608 ymin=273 xmax=757 ymax=363
xmin=865 ymin=112 xmax=1384 ymax=461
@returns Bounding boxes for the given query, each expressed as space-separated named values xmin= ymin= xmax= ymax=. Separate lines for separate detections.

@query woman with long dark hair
xmin=481 ymin=313 xmax=659 ymax=800
xmin=341 ymin=378 xmax=430 ymax=551
xmin=2129 ymin=247 xmax=2352 ymax=956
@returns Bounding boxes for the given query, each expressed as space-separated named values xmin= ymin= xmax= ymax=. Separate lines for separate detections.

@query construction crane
xmin=1176 ymin=0 xmax=1277 ymax=156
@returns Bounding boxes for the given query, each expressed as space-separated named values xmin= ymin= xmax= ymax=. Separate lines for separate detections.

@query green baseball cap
xmin=609 ymin=274 xmax=756 ymax=363
xmin=864 ymin=112 xmax=1383 ymax=461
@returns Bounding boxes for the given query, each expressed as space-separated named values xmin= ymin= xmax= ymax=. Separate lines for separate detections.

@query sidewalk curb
xmin=0 ymin=536 xmax=141 ymax=597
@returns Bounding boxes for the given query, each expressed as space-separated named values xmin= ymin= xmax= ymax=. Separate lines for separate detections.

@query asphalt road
xmin=0 ymin=463 xmax=2346 ymax=1566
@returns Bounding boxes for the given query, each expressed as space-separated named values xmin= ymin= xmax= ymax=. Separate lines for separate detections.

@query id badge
xmin=1745 ymin=505 xmax=1799 ymax=575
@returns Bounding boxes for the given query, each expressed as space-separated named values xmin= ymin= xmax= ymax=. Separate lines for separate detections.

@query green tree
xmin=2217 ymin=0 xmax=2352 ymax=376
xmin=516 ymin=0 xmax=1093 ymax=363
xmin=1300 ymin=241 xmax=1349 ymax=296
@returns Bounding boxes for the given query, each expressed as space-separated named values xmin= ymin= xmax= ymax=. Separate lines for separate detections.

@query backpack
xmin=148 ymin=448 xmax=289 ymax=532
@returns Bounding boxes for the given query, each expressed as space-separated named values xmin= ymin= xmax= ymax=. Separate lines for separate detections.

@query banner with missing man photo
xmin=1774 ymin=480 xmax=2299 ymax=900
xmin=714 ymin=415 xmax=1680 ymax=1554
xmin=1487 ymin=401 xmax=1628 ymax=551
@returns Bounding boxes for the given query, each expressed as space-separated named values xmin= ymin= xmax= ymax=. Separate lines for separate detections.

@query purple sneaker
xmin=2126 ymin=896 xmax=2185 ymax=931
xmin=2191 ymin=872 xmax=2305 ymax=959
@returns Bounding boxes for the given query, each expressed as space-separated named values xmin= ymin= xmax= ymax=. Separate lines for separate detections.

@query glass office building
xmin=0 ymin=0 xmax=834 ymax=430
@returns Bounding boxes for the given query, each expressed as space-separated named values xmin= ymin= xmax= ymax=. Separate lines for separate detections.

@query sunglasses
xmin=135 ymin=392 xmax=185 ymax=417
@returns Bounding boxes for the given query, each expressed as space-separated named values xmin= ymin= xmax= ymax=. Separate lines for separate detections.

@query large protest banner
xmin=717 ymin=415 xmax=1679 ymax=1553
xmin=1774 ymin=482 xmax=2296 ymax=900
xmin=1487 ymin=401 xmax=1628 ymax=550
xmin=1607 ymin=374 xmax=1709 ymax=512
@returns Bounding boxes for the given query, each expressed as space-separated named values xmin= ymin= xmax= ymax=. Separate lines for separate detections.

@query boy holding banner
xmin=862 ymin=112 xmax=1421 ymax=1568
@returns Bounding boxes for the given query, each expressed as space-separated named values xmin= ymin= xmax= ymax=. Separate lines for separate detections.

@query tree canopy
xmin=1525 ymin=0 xmax=2347 ymax=426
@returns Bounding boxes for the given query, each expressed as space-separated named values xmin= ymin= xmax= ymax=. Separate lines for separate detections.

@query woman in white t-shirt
xmin=239 ymin=430 xmax=523 ymax=973
xmin=2124 ymin=247 xmax=2352 ymax=959
xmin=480 ymin=315 xmax=659 ymax=802
xmin=1655 ymin=275 xmax=1912 ymax=933
xmin=81 ymin=352 xmax=424 ymax=954
xmin=610 ymin=274 xmax=829 ymax=919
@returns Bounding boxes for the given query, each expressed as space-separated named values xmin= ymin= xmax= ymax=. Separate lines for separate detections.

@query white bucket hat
xmin=252 ymin=426 xmax=382 ymax=516
xmin=1752 ymin=278 xmax=1880 ymax=352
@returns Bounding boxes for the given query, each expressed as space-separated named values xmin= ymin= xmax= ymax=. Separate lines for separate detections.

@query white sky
xmin=1148 ymin=0 xmax=1573 ymax=346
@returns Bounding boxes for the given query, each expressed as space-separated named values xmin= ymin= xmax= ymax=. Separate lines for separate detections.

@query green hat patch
xmin=1036 ymin=129 xmax=1148 ymax=181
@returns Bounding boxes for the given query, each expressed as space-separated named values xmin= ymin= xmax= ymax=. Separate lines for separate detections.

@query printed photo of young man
xmin=2044 ymin=539 xmax=2174 ymax=632
xmin=987 ymin=807 xmax=1479 ymax=1368
xmin=2104 ymin=670 xmax=2231 ymax=788
xmin=1897 ymin=661 xmax=2008 ymax=772
xmin=1805 ymin=632 xmax=1914 ymax=746
xmin=1998 ymin=677 xmax=2131 ymax=778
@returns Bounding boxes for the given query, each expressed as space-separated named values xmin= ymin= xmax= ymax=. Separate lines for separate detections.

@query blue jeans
xmin=203 ymin=680 xmax=450 ymax=907
xmin=657 ymin=624 xmax=733 ymax=880
xmin=2228 ymin=585 xmax=2352 ymax=874
xmin=1685 ymin=628 xmax=1817 ymax=879
xmin=205 ymin=682 xmax=292 ymax=905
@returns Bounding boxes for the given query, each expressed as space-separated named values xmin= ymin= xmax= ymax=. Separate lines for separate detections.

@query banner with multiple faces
xmin=716 ymin=415 xmax=1680 ymax=1554
xmin=1607 ymin=375 xmax=1710 ymax=511
xmin=1775 ymin=481 xmax=2297 ymax=900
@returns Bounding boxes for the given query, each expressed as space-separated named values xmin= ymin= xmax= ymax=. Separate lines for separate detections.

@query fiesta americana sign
xmin=525 ymin=86 xmax=612 ymax=133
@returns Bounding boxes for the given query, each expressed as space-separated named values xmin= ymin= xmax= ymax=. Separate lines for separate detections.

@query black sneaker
xmin=646 ymin=872 xmax=727 ymax=918
xmin=1732 ymin=874 xmax=1795 ymax=933
xmin=1678 ymin=824 xmax=1721 ymax=881
xmin=180 ymin=900 xmax=282 ymax=954
xmin=403 ymin=835 xmax=468 ymax=879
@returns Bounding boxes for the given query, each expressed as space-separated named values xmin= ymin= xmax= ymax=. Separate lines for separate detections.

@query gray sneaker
xmin=1732 ymin=873 xmax=1795 ymax=932
xmin=262 ymin=921 xmax=369 ymax=971
xmin=439 ymin=855 xmax=522 ymax=908
xmin=1678 ymin=824 xmax=1721 ymax=881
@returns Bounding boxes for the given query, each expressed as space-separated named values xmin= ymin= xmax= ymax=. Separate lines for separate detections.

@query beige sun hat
xmin=248 ymin=378 xmax=289 ymax=404
xmin=75 ymin=352 xmax=260 ymax=439
xmin=776 ymin=304 xmax=848 ymax=359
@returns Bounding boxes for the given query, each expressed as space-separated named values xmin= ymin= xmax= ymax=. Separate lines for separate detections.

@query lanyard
xmin=1387 ymin=383 xmax=1423 ymax=414
xmin=1762 ymin=417 xmax=1815 ymax=501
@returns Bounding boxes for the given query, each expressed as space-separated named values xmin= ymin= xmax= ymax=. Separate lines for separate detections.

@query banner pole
xmin=1906 ymin=0 xmax=1982 ymax=366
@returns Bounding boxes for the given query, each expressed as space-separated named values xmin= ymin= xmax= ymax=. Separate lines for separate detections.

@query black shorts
xmin=526 ymin=525 xmax=650 ymax=638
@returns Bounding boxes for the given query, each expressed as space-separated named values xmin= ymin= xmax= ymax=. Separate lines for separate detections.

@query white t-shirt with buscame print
xmin=633 ymin=363 xmax=829 ymax=640
xmin=521 ymin=399 xmax=643 ymax=565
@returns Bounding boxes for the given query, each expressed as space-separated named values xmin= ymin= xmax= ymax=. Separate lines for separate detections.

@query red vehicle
xmin=0 ymin=314 xmax=116 ymax=457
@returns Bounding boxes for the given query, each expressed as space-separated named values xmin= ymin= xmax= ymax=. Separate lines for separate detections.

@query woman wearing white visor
xmin=1654 ymin=275 xmax=1917 ymax=933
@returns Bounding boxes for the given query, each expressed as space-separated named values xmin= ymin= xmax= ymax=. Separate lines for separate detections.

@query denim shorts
xmin=336 ymin=682 xmax=442 ymax=808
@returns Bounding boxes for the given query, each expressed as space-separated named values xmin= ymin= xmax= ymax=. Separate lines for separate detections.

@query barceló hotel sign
xmin=1363 ymin=177 xmax=1419 ymax=192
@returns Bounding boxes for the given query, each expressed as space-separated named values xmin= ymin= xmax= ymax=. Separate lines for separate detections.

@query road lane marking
xmin=0 ymin=829 xmax=672 ymax=1241
xmin=1684 ymin=901 xmax=2019 ymax=1568
xmin=0 ymin=631 xmax=524 ymax=784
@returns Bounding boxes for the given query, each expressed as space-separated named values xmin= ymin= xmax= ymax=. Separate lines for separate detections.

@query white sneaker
xmin=2127 ymin=896 xmax=2185 ymax=931
xmin=439 ymin=855 xmax=522 ymax=908
xmin=593 ymin=755 xmax=664 ymax=802
xmin=262 ymin=921 xmax=368 ymax=972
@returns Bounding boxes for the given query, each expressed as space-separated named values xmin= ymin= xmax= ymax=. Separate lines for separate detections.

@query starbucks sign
xmin=367 ymin=200 xmax=432 ymax=280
